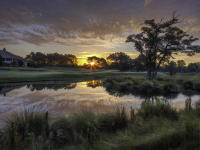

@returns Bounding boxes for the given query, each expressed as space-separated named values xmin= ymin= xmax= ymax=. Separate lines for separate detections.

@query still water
xmin=0 ymin=80 xmax=200 ymax=120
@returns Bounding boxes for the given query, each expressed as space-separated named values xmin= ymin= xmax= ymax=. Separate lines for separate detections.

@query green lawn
xmin=0 ymin=67 xmax=199 ymax=84
xmin=0 ymin=67 xmax=147 ymax=84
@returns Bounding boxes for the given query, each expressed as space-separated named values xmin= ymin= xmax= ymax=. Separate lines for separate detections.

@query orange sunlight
xmin=90 ymin=62 xmax=95 ymax=66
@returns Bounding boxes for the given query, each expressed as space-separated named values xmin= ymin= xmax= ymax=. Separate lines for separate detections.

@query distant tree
xmin=177 ymin=60 xmax=186 ymax=73
xmin=126 ymin=14 xmax=200 ymax=80
xmin=26 ymin=52 xmax=77 ymax=67
xmin=46 ymin=53 xmax=77 ymax=66
xmin=107 ymin=52 xmax=132 ymax=71
xmin=26 ymin=52 xmax=47 ymax=66
xmin=0 ymin=55 xmax=2 ymax=66
xmin=18 ymin=60 xmax=24 ymax=67
xmin=188 ymin=63 xmax=200 ymax=72
xmin=87 ymin=56 xmax=107 ymax=69
xmin=65 ymin=54 xmax=78 ymax=66
xmin=168 ymin=61 xmax=177 ymax=76
xmin=46 ymin=53 xmax=60 ymax=65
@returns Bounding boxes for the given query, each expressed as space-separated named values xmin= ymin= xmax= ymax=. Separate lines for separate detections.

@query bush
xmin=163 ymin=82 xmax=179 ymax=93
xmin=182 ymin=81 xmax=195 ymax=90
xmin=139 ymin=80 xmax=154 ymax=93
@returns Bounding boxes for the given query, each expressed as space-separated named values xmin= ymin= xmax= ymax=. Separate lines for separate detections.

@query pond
xmin=0 ymin=80 xmax=200 ymax=122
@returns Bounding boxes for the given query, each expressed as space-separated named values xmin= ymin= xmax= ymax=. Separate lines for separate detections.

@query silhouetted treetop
xmin=126 ymin=14 xmax=200 ymax=79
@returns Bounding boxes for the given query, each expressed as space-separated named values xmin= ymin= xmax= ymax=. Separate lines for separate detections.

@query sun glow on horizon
xmin=90 ymin=62 xmax=95 ymax=66
xmin=77 ymin=53 xmax=103 ymax=66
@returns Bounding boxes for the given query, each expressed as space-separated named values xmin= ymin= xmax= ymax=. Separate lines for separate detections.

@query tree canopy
xmin=26 ymin=52 xmax=77 ymax=67
xmin=107 ymin=52 xmax=132 ymax=71
xmin=126 ymin=14 xmax=200 ymax=79
xmin=86 ymin=56 xmax=107 ymax=69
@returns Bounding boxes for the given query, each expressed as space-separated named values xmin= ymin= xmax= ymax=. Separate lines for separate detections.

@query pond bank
xmin=103 ymin=76 xmax=200 ymax=97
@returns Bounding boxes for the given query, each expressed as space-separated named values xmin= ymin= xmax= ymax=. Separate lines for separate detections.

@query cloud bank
xmin=0 ymin=0 xmax=199 ymax=62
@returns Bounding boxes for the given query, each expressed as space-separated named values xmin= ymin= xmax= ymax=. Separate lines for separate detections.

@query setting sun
xmin=90 ymin=62 xmax=95 ymax=66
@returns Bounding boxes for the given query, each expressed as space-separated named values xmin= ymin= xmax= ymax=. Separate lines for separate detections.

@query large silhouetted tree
xmin=132 ymin=54 xmax=146 ymax=71
xmin=126 ymin=14 xmax=200 ymax=79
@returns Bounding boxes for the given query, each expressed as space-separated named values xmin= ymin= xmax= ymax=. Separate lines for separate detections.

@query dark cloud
xmin=0 ymin=0 xmax=199 ymax=46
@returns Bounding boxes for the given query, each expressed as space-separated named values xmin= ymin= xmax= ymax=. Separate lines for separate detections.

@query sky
xmin=0 ymin=0 xmax=200 ymax=65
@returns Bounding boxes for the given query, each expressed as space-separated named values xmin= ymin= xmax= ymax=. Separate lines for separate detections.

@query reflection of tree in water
xmin=185 ymin=97 xmax=192 ymax=111
xmin=143 ymin=96 xmax=171 ymax=104
xmin=104 ymin=84 xmax=179 ymax=100
xmin=0 ymin=84 xmax=25 ymax=96
xmin=86 ymin=80 xmax=103 ymax=88
xmin=26 ymin=83 xmax=77 ymax=91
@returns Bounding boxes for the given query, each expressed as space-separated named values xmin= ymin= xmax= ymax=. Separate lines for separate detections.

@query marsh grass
xmin=138 ymin=100 xmax=178 ymax=120
xmin=98 ymin=107 xmax=128 ymax=132
xmin=1 ymin=100 xmax=200 ymax=150
xmin=1 ymin=108 xmax=49 ymax=150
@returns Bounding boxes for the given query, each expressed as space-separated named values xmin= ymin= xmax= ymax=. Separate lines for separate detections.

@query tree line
xmin=25 ymin=52 xmax=78 ymax=67
xmin=83 ymin=52 xmax=200 ymax=73
xmin=4 ymin=51 xmax=199 ymax=74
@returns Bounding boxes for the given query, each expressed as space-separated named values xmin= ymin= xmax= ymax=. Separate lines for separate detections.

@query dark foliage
xmin=26 ymin=52 xmax=77 ymax=67
xmin=126 ymin=14 xmax=200 ymax=79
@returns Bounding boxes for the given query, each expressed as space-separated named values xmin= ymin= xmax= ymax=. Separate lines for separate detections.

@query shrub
xmin=194 ymin=82 xmax=200 ymax=91
xmin=140 ymin=80 xmax=154 ymax=93
xmin=182 ymin=81 xmax=195 ymax=90
xmin=163 ymin=82 xmax=179 ymax=94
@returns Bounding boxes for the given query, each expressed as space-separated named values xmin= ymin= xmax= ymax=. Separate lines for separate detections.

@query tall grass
xmin=138 ymin=100 xmax=178 ymax=120
xmin=1 ymin=101 xmax=200 ymax=150
xmin=1 ymin=108 xmax=49 ymax=150
xmin=98 ymin=107 xmax=128 ymax=132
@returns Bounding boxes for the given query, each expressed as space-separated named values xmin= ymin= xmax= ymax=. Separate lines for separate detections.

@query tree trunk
xmin=147 ymin=69 xmax=152 ymax=80
xmin=147 ymin=69 xmax=157 ymax=80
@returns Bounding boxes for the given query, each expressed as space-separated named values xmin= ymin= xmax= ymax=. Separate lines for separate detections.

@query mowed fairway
xmin=0 ymin=67 xmax=148 ymax=84
xmin=0 ymin=67 xmax=199 ymax=84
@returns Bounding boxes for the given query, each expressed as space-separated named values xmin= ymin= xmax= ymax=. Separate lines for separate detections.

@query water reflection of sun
xmin=78 ymin=81 xmax=88 ymax=88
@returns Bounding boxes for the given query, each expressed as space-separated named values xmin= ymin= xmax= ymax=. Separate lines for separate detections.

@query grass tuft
xmin=138 ymin=100 xmax=178 ymax=120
